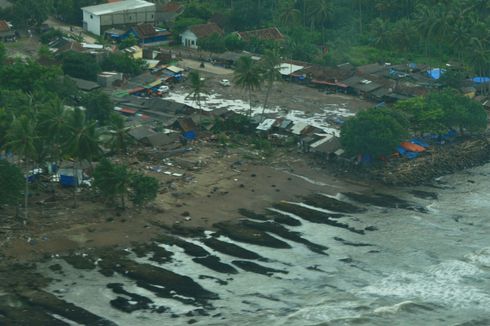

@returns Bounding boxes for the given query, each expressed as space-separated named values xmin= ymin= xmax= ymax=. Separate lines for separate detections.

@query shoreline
xmin=0 ymin=144 xmax=368 ymax=265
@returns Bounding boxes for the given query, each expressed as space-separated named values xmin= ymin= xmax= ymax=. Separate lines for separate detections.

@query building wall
xmin=83 ymin=10 xmax=101 ymax=35
xmin=181 ymin=30 xmax=197 ymax=48
xmin=83 ymin=5 xmax=155 ymax=36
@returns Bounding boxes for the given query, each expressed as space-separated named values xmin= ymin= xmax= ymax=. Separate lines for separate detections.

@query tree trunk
xmin=24 ymin=159 xmax=29 ymax=225
xmin=72 ymin=162 xmax=78 ymax=208
xmin=261 ymin=82 xmax=273 ymax=122
xmin=248 ymin=90 xmax=253 ymax=117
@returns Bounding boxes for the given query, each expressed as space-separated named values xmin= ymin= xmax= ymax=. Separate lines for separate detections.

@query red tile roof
xmin=133 ymin=23 xmax=157 ymax=38
xmin=160 ymin=2 xmax=184 ymax=13
xmin=0 ymin=20 xmax=11 ymax=32
xmin=237 ymin=27 xmax=284 ymax=42
xmin=189 ymin=23 xmax=223 ymax=38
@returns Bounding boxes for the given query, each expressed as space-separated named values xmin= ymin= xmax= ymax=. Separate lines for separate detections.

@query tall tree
xmin=186 ymin=71 xmax=208 ymax=116
xmin=65 ymin=108 xmax=101 ymax=207
xmin=233 ymin=56 xmax=262 ymax=117
xmin=4 ymin=115 xmax=38 ymax=223
xmin=259 ymin=49 xmax=282 ymax=122
xmin=105 ymin=114 xmax=133 ymax=158
xmin=0 ymin=161 xmax=24 ymax=209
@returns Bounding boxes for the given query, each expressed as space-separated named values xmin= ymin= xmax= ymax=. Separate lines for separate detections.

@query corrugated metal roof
xmin=82 ymin=0 xmax=155 ymax=16
xmin=278 ymin=63 xmax=304 ymax=76
xmin=291 ymin=122 xmax=309 ymax=135
xmin=256 ymin=118 xmax=276 ymax=131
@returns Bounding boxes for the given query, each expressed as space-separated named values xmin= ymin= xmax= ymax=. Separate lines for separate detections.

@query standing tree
xmin=129 ymin=174 xmax=159 ymax=208
xmin=233 ymin=56 xmax=262 ymax=117
xmin=259 ymin=49 xmax=282 ymax=122
xmin=65 ymin=108 xmax=101 ymax=207
xmin=0 ymin=160 xmax=24 ymax=211
xmin=186 ymin=71 xmax=208 ymax=118
xmin=93 ymin=159 xmax=131 ymax=210
xmin=4 ymin=115 xmax=38 ymax=223
xmin=105 ymin=114 xmax=134 ymax=158
xmin=340 ymin=108 xmax=408 ymax=158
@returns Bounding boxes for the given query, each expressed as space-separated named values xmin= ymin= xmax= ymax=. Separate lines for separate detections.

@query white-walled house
xmin=82 ymin=0 xmax=156 ymax=36
xmin=180 ymin=23 xmax=223 ymax=49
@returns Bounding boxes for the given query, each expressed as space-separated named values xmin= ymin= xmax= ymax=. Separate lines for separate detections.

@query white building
xmin=82 ymin=0 xmax=156 ymax=36
xmin=180 ymin=23 xmax=223 ymax=49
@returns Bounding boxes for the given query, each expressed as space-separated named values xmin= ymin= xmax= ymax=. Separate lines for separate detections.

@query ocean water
xmin=37 ymin=163 xmax=490 ymax=325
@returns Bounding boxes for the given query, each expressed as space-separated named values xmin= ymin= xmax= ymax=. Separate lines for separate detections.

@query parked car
xmin=219 ymin=79 xmax=231 ymax=87
xmin=157 ymin=85 xmax=170 ymax=93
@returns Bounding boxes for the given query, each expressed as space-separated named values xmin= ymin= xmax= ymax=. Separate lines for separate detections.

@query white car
xmin=157 ymin=85 xmax=170 ymax=93
xmin=219 ymin=79 xmax=231 ymax=87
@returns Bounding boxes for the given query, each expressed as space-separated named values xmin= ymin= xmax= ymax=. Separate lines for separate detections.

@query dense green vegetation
xmin=0 ymin=56 xmax=157 ymax=220
xmin=340 ymin=107 xmax=408 ymax=158
xmin=340 ymin=91 xmax=487 ymax=157
xmin=171 ymin=0 xmax=489 ymax=76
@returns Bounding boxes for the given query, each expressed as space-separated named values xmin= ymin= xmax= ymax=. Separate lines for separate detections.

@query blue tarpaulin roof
xmin=472 ymin=77 xmax=490 ymax=84
xmin=427 ymin=68 xmax=445 ymax=80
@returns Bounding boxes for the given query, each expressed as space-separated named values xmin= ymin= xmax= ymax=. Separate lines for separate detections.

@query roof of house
xmin=310 ymin=135 xmax=341 ymax=154
xmin=187 ymin=23 xmax=223 ymax=38
xmin=133 ymin=23 xmax=157 ymax=38
xmin=82 ymin=0 xmax=155 ymax=16
xmin=129 ymin=125 xmax=156 ymax=140
xmin=145 ymin=133 xmax=177 ymax=147
xmin=236 ymin=27 xmax=284 ymax=42
xmin=0 ymin=20 xmax=11 ymax=32
xmin=159 ymin=2 xmax=184 ymax=13
xmin=68 ymin=77 xmax=101 ymax=91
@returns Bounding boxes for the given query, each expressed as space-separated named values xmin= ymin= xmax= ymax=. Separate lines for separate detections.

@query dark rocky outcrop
xmin=272 ymin=202 xmax=364 ymax=234
xmin=201 ymin=237 xmax=264 ymax=260
xmin=302 ymin=194 xmax=366 ymax=213
xmin=213 ymin=221 xmax=291 ymax=248
xmin=232 ymin=260 xmax=288 ymax=276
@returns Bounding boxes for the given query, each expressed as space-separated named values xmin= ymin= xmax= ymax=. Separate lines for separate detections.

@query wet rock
xmin=157 ymin=235 xmax=209 ymax=257
xmin=132 ymin=242 xmax=174 ymax=264
xmin=0 ymin=301 xmax=68 ymax=326
xmin=238 ymin=208 xmax=268 ymax=221
xmin=240 ymin=220 xmax=328 ymax=255
xmin=48 ymin=264 xmax=62 ymax=272
xmin=198 ymin=275 xmax=228 ymax=285
xmin=271 ymin=214 xmax=302 ymax=226
xmin=107 ymin=283 xmax=153 ymax=313
xmin=63 ymin=254 xmax=96 ymax=270
xmin=334 ymin=237 xmax=373 ymax=247
xmin=201 ymin=237 xmax=263 ymax=260
xmin=99 ymin=256 xmax=218 ymax=304
xmin=273 ymin=202 xmax=364 ymax=234
xmin=343 ymin=192 xmax=427 ymax=213
xmin=16 ymin=289 xmax=116 ymax=325
xmin=409 ymin=190 xmax=438 ymax=200
xmin=214 ymin=221 xmax=291 ymax=249
xmin=302 ymin=194 xmax=366 ymax=213
xmin=192 ymin=256 xmax=238 ymax=274
xmin=232 ymin=260 xmax=288 ymax=276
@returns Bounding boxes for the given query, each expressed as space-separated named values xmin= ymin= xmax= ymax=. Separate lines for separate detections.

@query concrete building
xmin=180 ymin=23 xmax=222 ymax=49
xmin=81 ymin=0 xmax=156 ymax=36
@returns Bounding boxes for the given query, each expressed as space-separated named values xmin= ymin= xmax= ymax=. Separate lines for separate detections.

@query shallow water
xmin=36 ymin=163 xmax=490 ymax=325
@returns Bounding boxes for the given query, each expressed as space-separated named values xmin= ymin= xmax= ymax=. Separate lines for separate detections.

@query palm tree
xmin=65 ymin=108 xmax=101 ymax=207
xmin=278 ymin=0 xmax=301 ymax=26
xmin=259 ymin=49 xmax=282 ymax=122
xmin=306 ymin=0 xmax=332 ymax=30
xmin=233 ymin=56 xmax=263 ymax=117
xmin=39 ymin=98 xmax=70 ymax=164
xmin=186 ymin=71 xmax=208 ymax=120
xmin=105 ymin=114 xmax=133 ymax=159
xmin=4 ymin=115 xmax=38 ymax=223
